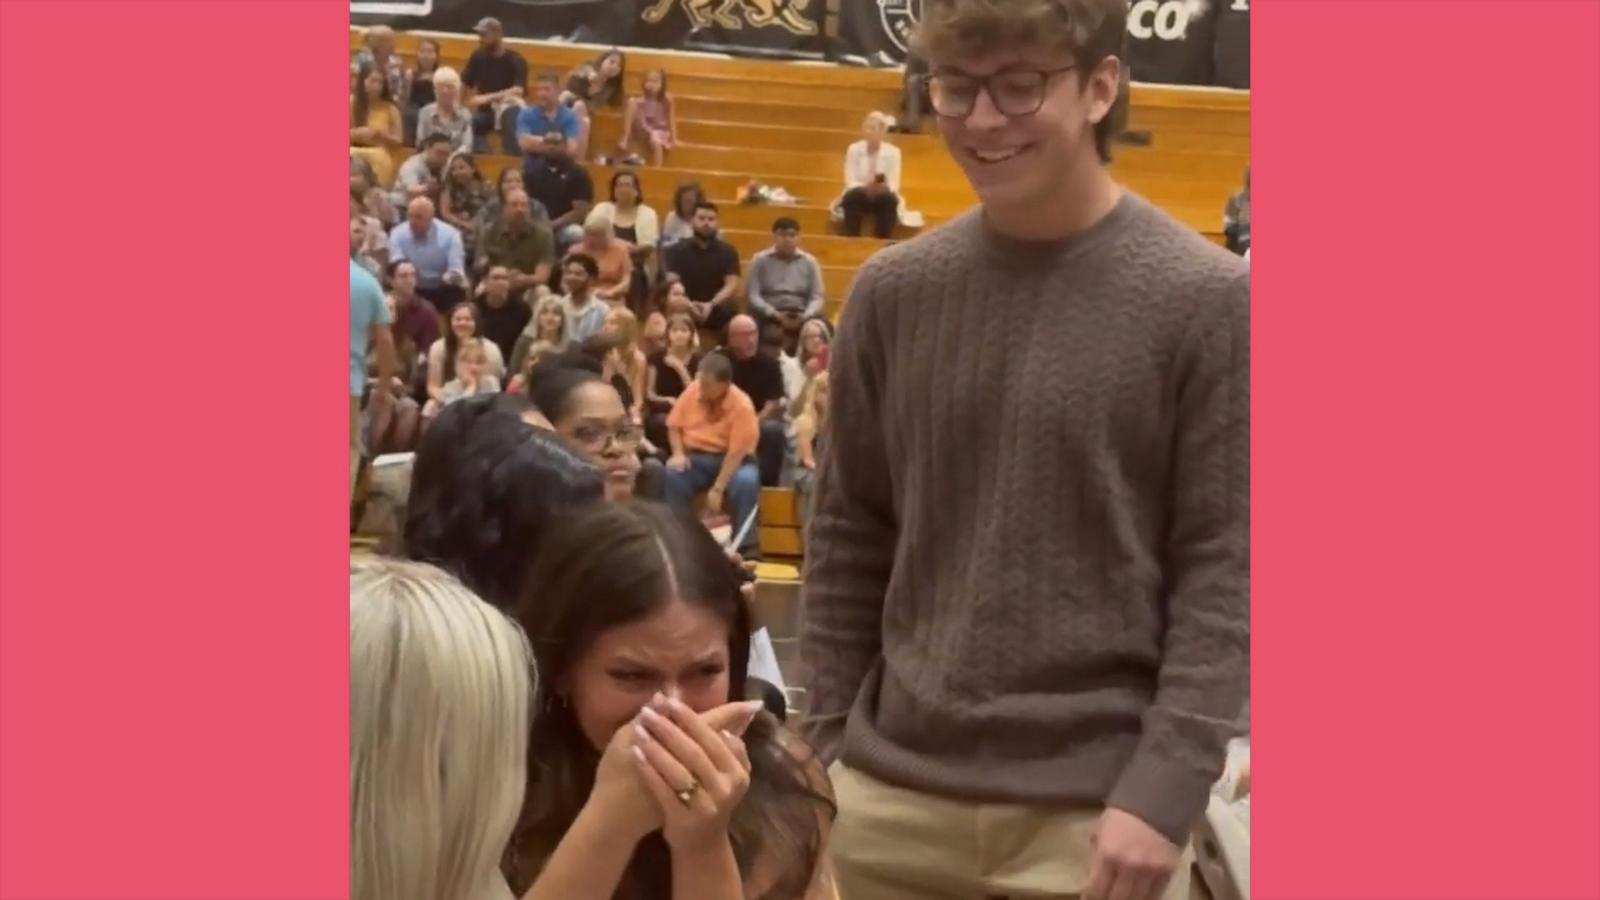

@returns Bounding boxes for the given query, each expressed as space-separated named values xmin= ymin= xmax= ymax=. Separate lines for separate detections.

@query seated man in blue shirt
xmin=516 ymin=72 xmax=580 ymax=160
xmin=388 ymin=196 xmax=468 ymax=316
xmin=516 ymin=72 xmax=587 ymax=249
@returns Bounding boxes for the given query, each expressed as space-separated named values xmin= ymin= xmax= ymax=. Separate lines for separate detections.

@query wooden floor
xmin=355 ymin=28 xmax=1250 ymax=319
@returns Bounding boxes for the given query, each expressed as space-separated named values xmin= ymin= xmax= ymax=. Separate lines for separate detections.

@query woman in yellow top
xmin=351 ymin=61 xmax=404 ymax=188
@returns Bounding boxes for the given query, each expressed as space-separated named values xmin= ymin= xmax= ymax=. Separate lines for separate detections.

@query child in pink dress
xmin=617 ymin=68 xmax=677 ymax=167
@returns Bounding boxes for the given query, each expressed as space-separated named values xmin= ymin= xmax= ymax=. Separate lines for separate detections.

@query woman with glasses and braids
xmin=526 ymin=352 xmax=649 ymax=503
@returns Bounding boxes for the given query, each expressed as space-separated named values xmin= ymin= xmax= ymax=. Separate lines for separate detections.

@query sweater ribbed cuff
xmin=1105 ymin=746 xmax=1213 ymax=846
xmin=798 ymin=711 xmax=848 ymax=767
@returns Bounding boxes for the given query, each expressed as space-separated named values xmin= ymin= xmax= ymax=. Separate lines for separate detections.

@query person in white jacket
xmin=587 ymin=170 xmax=660 ymax=306
xmin=834 ymin=112 xmax=916 ymax=238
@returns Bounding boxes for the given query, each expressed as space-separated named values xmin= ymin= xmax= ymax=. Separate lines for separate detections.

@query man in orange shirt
xmin=663 ymin=352 xmax=762 ymax=557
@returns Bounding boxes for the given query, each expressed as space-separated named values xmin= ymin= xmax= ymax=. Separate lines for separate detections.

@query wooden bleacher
xmin=354 ymin=28 xmax=1250 ymax=565
xmin=353 ymin=28 xmax=1251 ymax=261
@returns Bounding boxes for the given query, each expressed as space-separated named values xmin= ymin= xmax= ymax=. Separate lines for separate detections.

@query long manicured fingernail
xmin=634 ymin=721 xmax=652 ymax=742
xmin=639 ymin=705 xmax=661 ymax=723
xmin=650 ymin=691 xmax=668 ymax=708
xmin=631 ymin=745 xmax=647 ymax=764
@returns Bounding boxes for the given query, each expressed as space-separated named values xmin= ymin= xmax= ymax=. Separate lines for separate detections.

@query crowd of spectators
xmin=350 ymin=21 xmax=867 ymax=562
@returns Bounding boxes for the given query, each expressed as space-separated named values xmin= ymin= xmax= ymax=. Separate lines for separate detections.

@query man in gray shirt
xmin=746 ymin=216 xmax=825 ymax=344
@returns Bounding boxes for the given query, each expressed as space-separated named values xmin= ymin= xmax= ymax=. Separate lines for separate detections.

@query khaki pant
xmin=828 ymin=762 xmax=1192 ymax=900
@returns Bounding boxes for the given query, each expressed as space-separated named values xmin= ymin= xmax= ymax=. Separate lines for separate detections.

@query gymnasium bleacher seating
xmin=353 ymin=27 xmax=1250 ymax=327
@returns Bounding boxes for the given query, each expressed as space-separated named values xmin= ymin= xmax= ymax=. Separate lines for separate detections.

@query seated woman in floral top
xmin=438 ymin=152 xmax=493 ymax=258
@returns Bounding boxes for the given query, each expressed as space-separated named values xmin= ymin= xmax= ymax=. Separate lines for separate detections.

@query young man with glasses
xmin=800 ymin=2 xmax=1250 ymax=899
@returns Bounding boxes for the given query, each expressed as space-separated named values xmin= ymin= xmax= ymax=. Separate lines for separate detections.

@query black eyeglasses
xmin=925 ymin=65 xmax=1078 ymax=118
xmin=570 ymin=422 xmax=643 ymax=453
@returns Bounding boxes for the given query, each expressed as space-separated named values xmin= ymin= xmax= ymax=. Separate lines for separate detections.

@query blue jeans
xmin=662 ymin=453 xmax=761 ymax=556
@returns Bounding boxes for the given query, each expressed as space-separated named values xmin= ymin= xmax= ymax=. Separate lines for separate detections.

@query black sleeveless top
xmin=647 ymin=351 xmax=700 ymax=408
xmin=408 ymin=70 xmax=436 ymax=110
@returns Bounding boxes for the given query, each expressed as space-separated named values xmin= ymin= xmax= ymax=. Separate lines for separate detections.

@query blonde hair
xmin=532 ymin=295 xmax=569 ymax=346
xmin=350 ymin=558 xmax=534 ymax=900
xmin=432 ymin=66 xmax=461 ymax=87
xmin=798 ymin=317 xmax=832 ymax=368
xmin=912 ymin=0 xmax=1129 ymax=162
xmin=793 ymin=370 xmax=830 ymax=440
xmin=455 ymin=337 xmax=487 ymax=366
xmin=863 ymin=110 xmax=892 ymax=132
xmin=606 ymin=305 xmax=641 ymax=354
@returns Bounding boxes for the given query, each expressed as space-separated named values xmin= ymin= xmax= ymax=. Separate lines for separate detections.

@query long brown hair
xmin=506 ymin=501 xmax=832 ymax=899
xmin=351 ymin=60 xmax=393 ymax=128
xmin=442 ymin=302 xmax=483 ymax=382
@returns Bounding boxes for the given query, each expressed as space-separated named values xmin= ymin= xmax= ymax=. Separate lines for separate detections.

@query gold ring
xmin=674 ymin=781 xmax=700 ymax=807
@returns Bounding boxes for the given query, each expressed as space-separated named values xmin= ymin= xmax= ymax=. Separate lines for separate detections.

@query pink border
xmin=1 ymin=1 xmax=350 ymax=897
xmin=1 ymin=1 xmax=1597 ymax=898
xmin=1255 ymin=2 xmax=1599 ymax=898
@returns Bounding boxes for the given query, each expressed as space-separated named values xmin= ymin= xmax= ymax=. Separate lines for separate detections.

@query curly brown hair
xmin=912 ymin=0 xmax=1129 ymax=162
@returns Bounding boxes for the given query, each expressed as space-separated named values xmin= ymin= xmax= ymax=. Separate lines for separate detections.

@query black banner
xmin=833 ymin=0 xmax=1247 ymax=89
xmin=834 ymin=0 xmax=920 ymax=65
xmin=637 ymin=0 xmax=825 ymax=58
xmin=351 ymin=0 xmax=823 ymax=58
xmin=1212 ymin=0 xmax=1250 ymax=88
xmin=1124 ymin=0 xmax=1215 ymax=86
xmin=352 ymin=0 xmax=1246 ymax=89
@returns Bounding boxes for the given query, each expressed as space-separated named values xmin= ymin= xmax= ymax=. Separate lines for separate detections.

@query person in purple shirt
xmin=385 ymin=260 xmax=440 ymax=367
xmin=388 ymin=196 xmax=467 ymax=316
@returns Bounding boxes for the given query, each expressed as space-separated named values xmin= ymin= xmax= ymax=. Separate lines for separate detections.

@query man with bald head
xmin=476 ymin=187 xmax=554 ymax=303
xmin=388 ymin=196 xmax=466 ymax=315
xmin=720 ymin=314 xmax=788 ymax=486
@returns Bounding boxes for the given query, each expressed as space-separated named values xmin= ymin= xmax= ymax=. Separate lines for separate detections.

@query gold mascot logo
xmin=642 ymin=0 xmax=818 ymax=36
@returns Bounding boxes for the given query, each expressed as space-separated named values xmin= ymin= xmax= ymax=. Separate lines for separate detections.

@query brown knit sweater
xmin=799 ymin=191 xmax=1249 ymax=844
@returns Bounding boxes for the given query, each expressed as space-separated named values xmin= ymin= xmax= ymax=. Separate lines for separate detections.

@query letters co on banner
xmin=833 ymin=0 xmax=1249 ymax=89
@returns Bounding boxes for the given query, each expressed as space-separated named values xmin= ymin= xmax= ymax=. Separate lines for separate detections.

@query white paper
xmin=746 ymin=627 xmax=787 ymax=694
